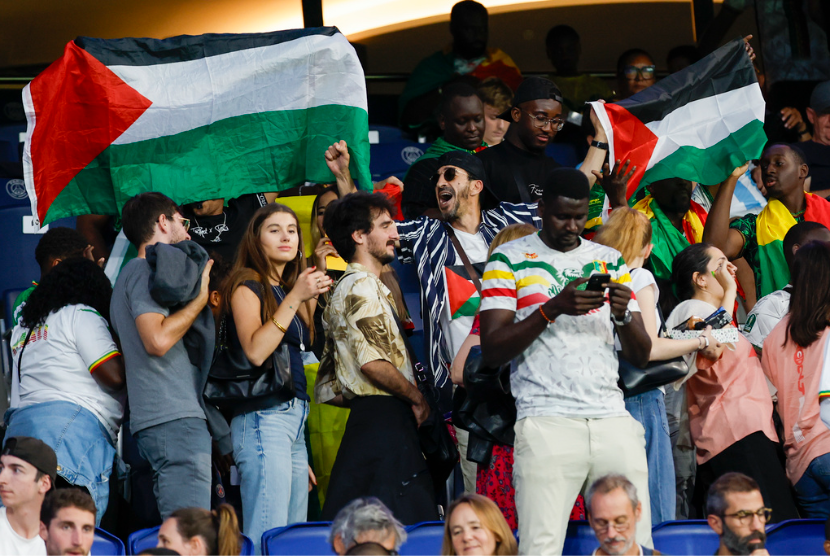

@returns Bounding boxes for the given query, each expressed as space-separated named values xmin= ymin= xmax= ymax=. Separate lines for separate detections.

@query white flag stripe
xmin=109 ymin=33 xmax=366 ymax=146
xmin=21 ymin=84 xmax=40 ymax=225
xmin=644 ymin=84 xmax=765 ymax=171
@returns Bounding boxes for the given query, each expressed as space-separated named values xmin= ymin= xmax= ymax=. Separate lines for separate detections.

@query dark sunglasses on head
xmin=623 ymin=65 xmax=656 ymax=80
xmin=430 ymin=167 xmax=473 ymax=186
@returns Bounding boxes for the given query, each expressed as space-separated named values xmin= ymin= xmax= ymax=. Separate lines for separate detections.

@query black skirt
xmin=321 ymin=395 xmax=438 ymax=524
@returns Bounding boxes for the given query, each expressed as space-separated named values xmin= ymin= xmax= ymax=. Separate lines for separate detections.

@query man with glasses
xmin=476 ymin=76 xmax=611 ymax=206
xmin=616 ymin=50 xmax=656 ymax=100
xmin=111 ymin=192 xmax=220 ymax=518
xmin=586 ymin=475 xmax=660 ymax=556
xmin=706 ymin=473 xmax=772 ymax=556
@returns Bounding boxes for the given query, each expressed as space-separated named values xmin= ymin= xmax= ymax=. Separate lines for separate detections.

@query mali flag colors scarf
xmin=757 ymin=193 xmax=830 ymax=297
xmin=633 ymin=195 xmax=707 ymax=281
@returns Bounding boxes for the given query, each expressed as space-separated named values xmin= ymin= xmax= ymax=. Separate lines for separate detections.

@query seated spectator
xmin=477 ymin=77 xmax=513 ymax=146
xmin=616 ymin=49 xmax=656 ymax=100
xmin=0 ymin=436 xmax=57 ymax=555
xmin=594 ymin=208 xmax=718 ymax=526
xmin=666 ymin=243 xmax=799 ymax=521
xmin=181 ymin=190 xmax=278 ymax=265
xmin=329 ymin=498 xmax=407 ymax=555
xmin=743 ymin=221 xmax=830 ymax=353
xmin=545 ymin=25 xmax=612 ymax=116
xmin=39 ymin=488 xmax=96 ymax=556
xmin=346 ymin=542 xmax=392 ymax=555
xmin=12 ymin=226 xmax=91 ymax=327
xmin=399 ymin=0 xmax=521 ymax=132
xmin=801 ymin=81 xmax=830 ymax=197
xmin=442 ymin=493 xmax=517 ymax=555
xmin=763 ymin=241 xmax=830 ymax=518
xmin=705 ymin=473 xmax=771 ymax=556
xmin=476 ymin=77 xmax=611 ymax=207
xmin=317 ymin=192 xmax=437 ymax=524
xmin=666 ymin=44 xmax=700 ymax=74
xmin=110 ymin=192 xmax=227 ymax=518
xmin=479 ymin=168 xmax=653 ymax=553
xmin=705 ymin=146 xmax=830 ymax=299
xmin=402 ymin=81 xmax=485 ymax=219
xmin=157 ymin=505 xmax=241 ymax=556
xmin=222 ymin=203 xmax=331 ymax=547
xmin=6 ymin=258 xmax=125 ymax=523
xmin=586 ymin=475 xmax=661 ymax=556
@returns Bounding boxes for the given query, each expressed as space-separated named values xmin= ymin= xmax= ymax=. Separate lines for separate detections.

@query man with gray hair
xmin=586 ymin=474 xmax=660 ymax=556
xmin=329 ymin=497 xmax=407 ymax=555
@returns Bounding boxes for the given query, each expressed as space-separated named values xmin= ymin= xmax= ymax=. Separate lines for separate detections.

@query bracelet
xmin=272 ymin=318 xmax=287 ymax=334
xmin=591 ymin=140 xmax=609 ymax=150
xmin=538 ymin=305 xmax=555 ymax=324
xmin=697 ymin=335 xmax=710 ymax=351
xmin=798 ymin=128 xmax=810 ymax=136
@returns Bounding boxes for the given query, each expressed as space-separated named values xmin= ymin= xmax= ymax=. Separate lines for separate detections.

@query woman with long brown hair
xmin=222 ymin=203 xmax=332 ymax=550
xmin=441 ymin=494 xmax=518 ymax=556
xmin=157 ymin=504 xmax=241 ymax=555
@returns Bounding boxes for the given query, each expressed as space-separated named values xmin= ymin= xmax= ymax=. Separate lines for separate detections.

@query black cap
xmin=498 ymin=77 xmax=564 ymax=121
xmin=810 ymin=80 xmax=830 ymax=115
xmin=436 ymin=151 xmax=487 ymax=188
xmin=2 ymin=436 xmax=58 ymax=484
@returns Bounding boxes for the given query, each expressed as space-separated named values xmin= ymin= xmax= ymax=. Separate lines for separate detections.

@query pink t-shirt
xmin=762 ymin=317 xmax=830 ymax=484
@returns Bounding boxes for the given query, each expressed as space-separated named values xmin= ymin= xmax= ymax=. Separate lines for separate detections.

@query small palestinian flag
xmin=590 ymin=37 xmax=766 ymax=200
xmin=22 ymin=27 xmax=371 ymax=227
xmin=445 ymin=263 xmax=485 ymax=320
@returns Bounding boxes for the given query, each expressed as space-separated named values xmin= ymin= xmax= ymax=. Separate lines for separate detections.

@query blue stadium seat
xmin=0 ymin=124 xmax=25 ymax=163
xmin=128 ymin=525 xmax=253 ymax=555
xmin=369 ymin=141 xmax=431 ymax=182
xmin=368 ymin=125 xmax=406 ymax=144
xmin=0 ymin=177 xmax=30 ymax=208
xmin=562 ymin=520 xmax=597 ymax=555
xmin=91 ymin=527 xmax=126 ymax=555
xmin=400 ymin=521 xmax=444 ymax=555
xmin=652 ymin=520 xmax=719 ymax=555
xmin=765 ymin=519 xmax=825 ymax=555
xmin=261 ymin=522 xmax=332 ymax=555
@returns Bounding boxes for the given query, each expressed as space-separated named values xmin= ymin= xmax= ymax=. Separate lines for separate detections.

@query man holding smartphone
xmin=480 ymin=168 xmax=653 ymax=555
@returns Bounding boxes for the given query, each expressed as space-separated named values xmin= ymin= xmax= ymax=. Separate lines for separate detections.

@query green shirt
xmin=11 ymin=284 xmax=37 ymax=327
xmin=730 ymin=212 xmax=804 ymax=290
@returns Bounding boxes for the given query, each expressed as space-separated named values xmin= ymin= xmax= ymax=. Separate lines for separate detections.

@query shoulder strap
xmin=443 ymin=223 xmax=482 ymax=295
xmin=511 ymin=165 xmax=532 ymax=204
xmin=385 ymin=293 xmax=428 ymax=383
xmin=256 ymin=193 xmax=268 ymax=207
xmin=16 ymin=328 xmax=34 ymax=383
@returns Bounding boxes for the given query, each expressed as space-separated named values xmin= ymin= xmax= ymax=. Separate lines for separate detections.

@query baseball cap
xmin=498 ymin=76 xmax=565 ymax=121
xmin=436 ymin=151 xmax=487 ymax=188
xmin=810 ymin=81 xmax=830 ymax=115
xmin=2 ymin=436 xmax=58 ymax=484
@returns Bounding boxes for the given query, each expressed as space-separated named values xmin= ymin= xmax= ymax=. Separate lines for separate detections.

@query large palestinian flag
xmin=590 ymin=37 xmax=766 ymax=200
xmin=22 ymin=27 xmax=371 ymax=227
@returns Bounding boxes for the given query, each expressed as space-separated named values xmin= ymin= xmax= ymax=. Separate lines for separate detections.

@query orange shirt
xmin=762 ymin=318 xmax=830 ymax=484
xmin=687 ymin=331 xmax=778 ymax=464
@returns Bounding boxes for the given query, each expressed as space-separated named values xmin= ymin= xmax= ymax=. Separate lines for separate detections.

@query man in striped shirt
xmin=479 ymin=168 xmax=653 ymax=554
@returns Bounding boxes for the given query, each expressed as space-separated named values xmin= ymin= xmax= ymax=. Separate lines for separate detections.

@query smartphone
xmin=586 ymin=273 xmax=611 ymax=292
xmin=695 ymin=307 xmax=730 ymax=330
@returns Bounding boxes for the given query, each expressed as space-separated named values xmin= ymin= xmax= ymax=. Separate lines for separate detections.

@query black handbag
xmin=617 ymin=303 xmax=689 ymax=398
xmin=389 ymin=308 xmax=459 ymax=486
xmin=204 ymin=313 xmax=294 ymax=411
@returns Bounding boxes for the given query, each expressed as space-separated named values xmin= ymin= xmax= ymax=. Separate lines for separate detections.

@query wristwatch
xmin=611 ymin=309 xmax=632 ymax=326
xmin=591 ymin=140 xmax=609 ymax=150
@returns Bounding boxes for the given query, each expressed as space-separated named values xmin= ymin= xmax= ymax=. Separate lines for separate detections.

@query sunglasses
xmin=623 ymin=65 xmax=656 ymax=80
xmin=430 ymin=167 xmax=472 ymax=186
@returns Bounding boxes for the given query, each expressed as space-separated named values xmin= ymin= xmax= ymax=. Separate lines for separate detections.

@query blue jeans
xmin=793 ymin=452 xmax=830 ymax=518
xmin=134 ymin=417 xmax=212 ymax=519
xmin=232 ymin=398 xmax=309 ymax=555
xmin=5 ymin=401 xmax=115 ymax=524
xmin=625 ymin=389 xmax=676 ymax=525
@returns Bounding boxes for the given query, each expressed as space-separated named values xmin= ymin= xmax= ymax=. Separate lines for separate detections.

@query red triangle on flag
xmin=446 ymin=267 xmax=478 ymax=316
xmin=28 ymin=41 xmax=152 ymax=224
xmin=604 ymin=103 xmax=659 ymax=199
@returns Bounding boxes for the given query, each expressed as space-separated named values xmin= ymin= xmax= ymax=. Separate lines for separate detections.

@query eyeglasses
xmin=591 ymin=519 xmax=631 ymax=533
xmin=177 ymin=216 xmax=191 ymax=232
xmin=723 ymin=508 xmax=773 ymax=525
xmin=430 ymin=167 xmax=472 ymax=186
xmin=521 ymin=109 xmax=565 ymax=131
xmin=623 ymin=65 xmax=656 ymax=80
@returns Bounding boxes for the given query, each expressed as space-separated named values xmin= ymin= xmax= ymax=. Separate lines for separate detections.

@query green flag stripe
xmin=452 ymin=295 xmax=480 ymax=319
xmin=758 ymin=239 xmax=791 ymax=298
xmin=44 ymin=104 xmax=370 ymax=224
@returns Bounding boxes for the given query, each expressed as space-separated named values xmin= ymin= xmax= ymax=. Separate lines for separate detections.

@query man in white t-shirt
xmin=743 ymin=221 xmax=830 ymax=353
xmin=480 ymin=168 xmax=653 ymax=554
xmin=40 ymin=489 xmax=97 ymax=556
xmin=0 ymin=437 xmax=57 ymax=555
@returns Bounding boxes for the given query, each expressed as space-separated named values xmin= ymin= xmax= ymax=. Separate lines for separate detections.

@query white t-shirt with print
xmin=439 ymin=228 xmax=489 ymax=360
xmin=0 ymin=507 xmax=46 ymax=555
xmin=743 ymin=288 xmax=791 ymax=351
xmin=480 ymin=234 xmax=640 ymax=420
xmin=10 ymin=304 xmax=124 ymax=441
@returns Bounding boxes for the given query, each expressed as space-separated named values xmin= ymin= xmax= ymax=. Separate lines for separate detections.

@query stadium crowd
xmin=5 ymin=1 xmax=830 ymax=554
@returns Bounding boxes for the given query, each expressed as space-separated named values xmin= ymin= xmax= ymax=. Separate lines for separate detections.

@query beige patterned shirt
xmin=315 ymin=263 xmax=414 ymax=403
